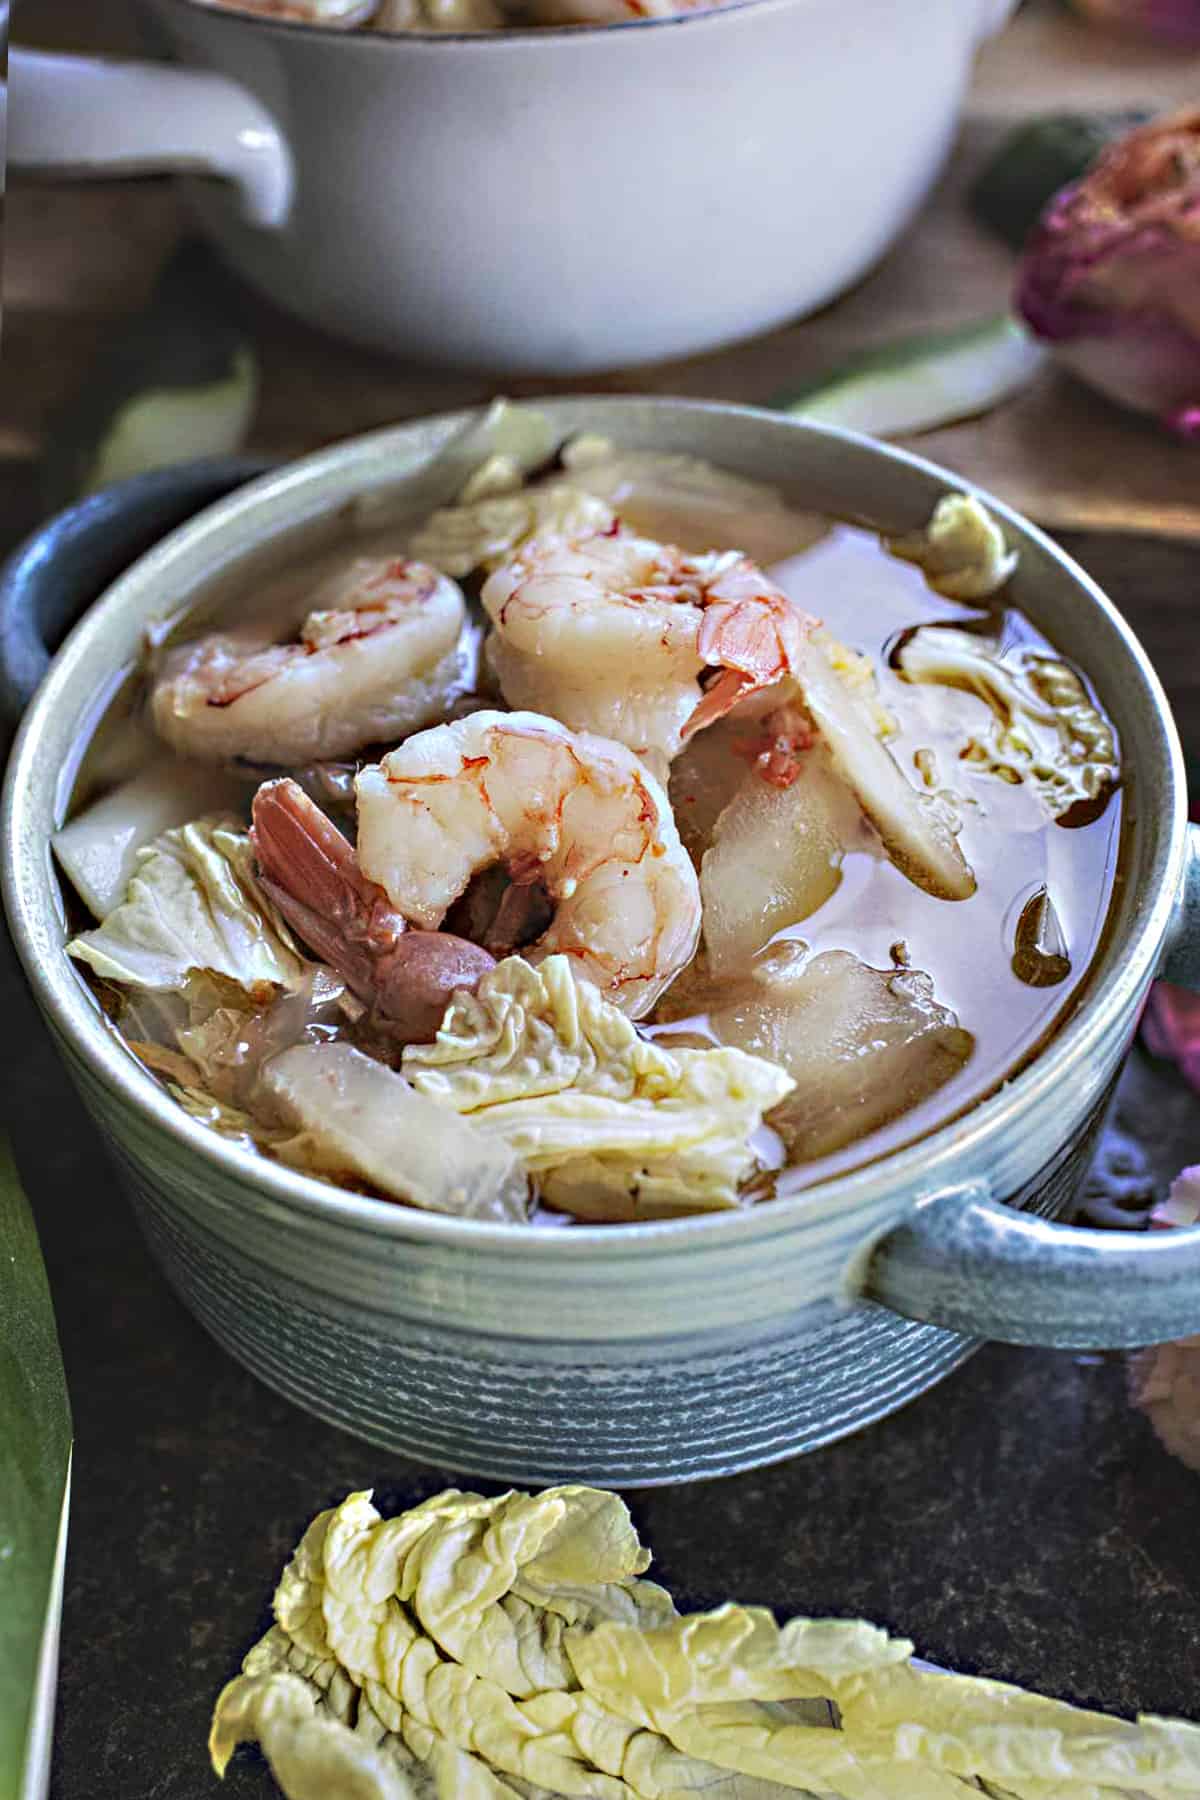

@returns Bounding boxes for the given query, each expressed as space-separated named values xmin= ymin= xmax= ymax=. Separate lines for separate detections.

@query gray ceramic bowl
xmin=5 ymin=399 xmax=1200 ymax=1486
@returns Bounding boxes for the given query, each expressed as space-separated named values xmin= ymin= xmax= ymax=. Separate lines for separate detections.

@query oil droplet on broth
xmin=1012 ymin=886 xmax=1072 ymax=988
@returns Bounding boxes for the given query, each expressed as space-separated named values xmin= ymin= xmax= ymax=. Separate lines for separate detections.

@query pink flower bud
xmin=1015 ymin=109 xmax=1200 ymax=436
xmin=1067 ymin=0 xmax=1200 ymax=44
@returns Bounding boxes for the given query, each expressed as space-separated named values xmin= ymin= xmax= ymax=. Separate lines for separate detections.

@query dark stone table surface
xmin=4 ymin=969 xmax=1199 ymax=1800
xmin=2 ymin=522 xmax=1198 ymax=1800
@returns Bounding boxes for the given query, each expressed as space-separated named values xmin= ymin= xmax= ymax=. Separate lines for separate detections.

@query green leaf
xmin=968 ymin=109 xmax=1151 ymax=251
xmin=777 ymin=315 xmax=1045 ymax=441
xmin=0 ymin=1134 xmax=72 ymax=1800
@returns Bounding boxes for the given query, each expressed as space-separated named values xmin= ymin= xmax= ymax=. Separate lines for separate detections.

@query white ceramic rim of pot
xmin=3 ymin=399 xmax=1187 ymax=1256
xmin=169 ymin=0 xmax=904 ymax=49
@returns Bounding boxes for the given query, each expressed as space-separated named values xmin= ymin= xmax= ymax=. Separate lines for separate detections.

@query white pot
xmin=9 ymin=0 xmax=1014 ymax=373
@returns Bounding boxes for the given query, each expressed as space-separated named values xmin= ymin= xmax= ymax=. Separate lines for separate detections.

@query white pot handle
xmin=7 ymin=48 xmax=292 ymax=229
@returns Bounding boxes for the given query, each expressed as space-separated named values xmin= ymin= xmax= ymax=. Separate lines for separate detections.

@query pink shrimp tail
xmin=682 ymin=573 xmax=813 ymax=741
xmin=251 ymin=778 xmax=404 ymax=988
xmin=251 ymin=777 xmax=494 ymax=1043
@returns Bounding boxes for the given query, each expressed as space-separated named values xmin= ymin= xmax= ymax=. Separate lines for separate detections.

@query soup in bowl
xmin=4 ymin=398 xmax=1200 ymax=1484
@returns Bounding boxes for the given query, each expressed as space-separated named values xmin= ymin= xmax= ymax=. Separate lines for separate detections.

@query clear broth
xmin=60 ymin=462 xmax=1124 ymax=1206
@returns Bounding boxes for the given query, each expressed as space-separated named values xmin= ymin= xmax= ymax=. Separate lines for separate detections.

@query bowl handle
xmin=1159 ymin=823 xmax=1200 ymax=990
xmin=8 ymin=49 xmax=293 ymax=229
xmin=0 ymin=458 xmax=277 ymax=736
xmin=867 ymin=816 xmax=1200 ymax=1348
xmin=865 ymin=1182 xmax=1200 ymax=1349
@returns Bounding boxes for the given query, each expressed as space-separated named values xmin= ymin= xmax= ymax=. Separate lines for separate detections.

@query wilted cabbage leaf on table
xmin=213 ymin=1487 xmax=823 ymax=1799
xmin=402 ymin=955 xmax=794 ymax=1219
xmin=837 ymin=1660 xmax=1200 ymax=1795
xmin=211 ymin=1671 xmax=420 ymax=1800
xmin=288 ymin=1486 xmax=672 ymax=1698
xmin=212 ymin=1484 xmax=1194 ymax=1800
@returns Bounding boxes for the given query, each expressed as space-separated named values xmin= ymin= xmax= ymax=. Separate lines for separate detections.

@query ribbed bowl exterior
xmin=58 ymin=1021 xmax=1119 ymax=1485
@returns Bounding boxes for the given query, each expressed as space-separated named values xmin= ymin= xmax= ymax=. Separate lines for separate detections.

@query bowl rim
xmin=2 ymin=396 xmax=1187 ymax=1257
xmin=166 ymin=0 xmax=878 ymax=51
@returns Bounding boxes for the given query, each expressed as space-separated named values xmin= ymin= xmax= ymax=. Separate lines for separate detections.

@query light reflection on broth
xmin=57 ymin=442 xmax=1123 ymax=1219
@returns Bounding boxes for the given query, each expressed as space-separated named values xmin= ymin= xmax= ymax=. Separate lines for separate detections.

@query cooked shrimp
xmin=480 ymin=529 xmax=815 ymax=764
xmin=484 ymin=530 xmax=972 ymax=902
xmin=355 ymin=711 xmax=701 ymax=1017
xmin=151 ymin=556 xmax=467 ymax=766
xmin=195 ymin=0 xmax=375 ymax=23
xmin=251 ymin=777 xmax=495 ymax=1045
xmin=526 ymin=0 xmax=714 ymax=21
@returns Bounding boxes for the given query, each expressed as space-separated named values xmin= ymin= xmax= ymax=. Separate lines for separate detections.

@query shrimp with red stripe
xmin=151 ymin=554 xmax=468 ymax=766
xmin=354 ymin=710 xmax=701 ymax=1017
xmin=480 ymin=528 xmax=815 ymax=768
